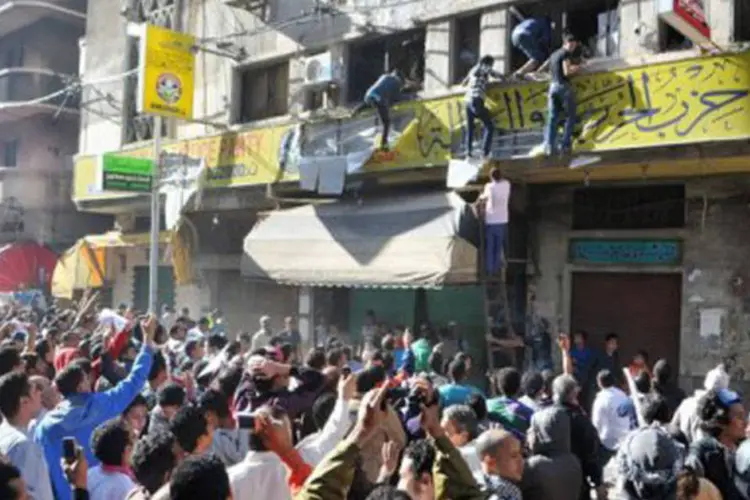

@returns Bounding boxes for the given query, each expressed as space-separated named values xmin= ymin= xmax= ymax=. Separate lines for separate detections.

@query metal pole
xmin=148 ymin=115 xmax=163 ymax=313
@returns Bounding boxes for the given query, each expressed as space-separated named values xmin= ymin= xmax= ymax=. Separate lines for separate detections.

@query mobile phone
xmin=341 ymin=366 xmax=352 ymax=377
xmin=236 ymin=414 xmax=255 ymax=430
xmin=62 ymin=437 xmax=77 ymax=463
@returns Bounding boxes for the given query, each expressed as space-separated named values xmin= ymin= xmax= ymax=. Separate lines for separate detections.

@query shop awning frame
xmin=241 ymin=191 xmax=480 ymax=289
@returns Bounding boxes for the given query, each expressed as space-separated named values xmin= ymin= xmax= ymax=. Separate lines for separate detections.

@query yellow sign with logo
xmin=137 ymin=24 xmax=195 ymax=120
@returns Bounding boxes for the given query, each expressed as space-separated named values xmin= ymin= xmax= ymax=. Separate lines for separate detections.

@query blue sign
xmin=569 ymin=239 xmax=682 ymax=265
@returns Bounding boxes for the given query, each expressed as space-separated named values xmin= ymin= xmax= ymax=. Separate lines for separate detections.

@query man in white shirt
xmin=251 ymin=316 xmax=274 ymax=352
xmin=591 ymin=369 xmax=636 ymax=462
xmin=87 ymin=419 xmax=136 ymax=500
xmin=0 ymin=372 xmax=53 ymax=500
xmin=478 ymin=167 xmax=511 ymax=276
xmin=228 ymin=373 xmax=356 ymax=500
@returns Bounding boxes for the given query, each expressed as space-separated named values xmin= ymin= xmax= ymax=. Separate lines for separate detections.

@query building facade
xmin=0 ymin=0 xmax=109 ymax=250
xmin=73 ymin=0 xmax=750 ymax=387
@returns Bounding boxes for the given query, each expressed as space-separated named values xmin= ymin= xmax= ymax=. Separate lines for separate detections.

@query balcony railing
xmin=0 ymin=0 xmax=85 ymax=15
xmin=0 ymin=0 xmax=85 ymax=38
xmin=0 ymin=68 xmax=79 ymax=111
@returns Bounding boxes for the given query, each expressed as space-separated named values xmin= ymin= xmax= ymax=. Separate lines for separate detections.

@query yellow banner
xmin=138 ymin=24 xmax=195 ymax=120
xmin=75 ymin=51 xmax=750 ymax=202
xmin=365 ymin=50 xmax=750 ymax=169
xmin=74 ymin=125 xmax=296 ymax=201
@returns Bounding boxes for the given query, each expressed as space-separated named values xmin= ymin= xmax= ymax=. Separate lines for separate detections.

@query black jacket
xmin=559 ymin=403 xmax=603 ymax=500
xmin=687 ymin=436 xmax=742 ymax=500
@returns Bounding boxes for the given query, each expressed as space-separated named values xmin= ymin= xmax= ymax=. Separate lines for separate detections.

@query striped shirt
xmin=474 ymin=473 xmax=523 ymax=500
xmin=465 ymin=63 xmax=502 ymax=101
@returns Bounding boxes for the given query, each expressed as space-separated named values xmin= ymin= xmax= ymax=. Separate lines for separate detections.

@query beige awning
xmin=241 ymin=191 xmax=479 ymax=288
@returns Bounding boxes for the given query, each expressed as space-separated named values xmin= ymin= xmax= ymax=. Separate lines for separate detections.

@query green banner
xmin=99 ymin=154 xmax=154 ymax=192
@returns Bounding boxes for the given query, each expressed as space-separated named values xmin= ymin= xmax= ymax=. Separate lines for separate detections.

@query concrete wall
xmin=532 ymin=176 xmax=750 ymax=389
xmin=107 ymin=247 xmax=298 ymax=336
xmin=108 ymin=245 xmax=207 ymax=314
xmin=78 ymin=0 xmax=130 ymax=155
xmin=0 ymin=115 xmax=109 ymax=248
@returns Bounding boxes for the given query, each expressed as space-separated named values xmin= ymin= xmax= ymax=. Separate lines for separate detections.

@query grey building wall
xmin=532 ymin=176 xmax=750 ymax=389
xmin=0 ymin=17 xmax=111 ymax=249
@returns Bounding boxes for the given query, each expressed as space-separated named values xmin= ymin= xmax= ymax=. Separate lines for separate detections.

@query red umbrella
xmin=0 ymin=242 xmax=58 ymax=292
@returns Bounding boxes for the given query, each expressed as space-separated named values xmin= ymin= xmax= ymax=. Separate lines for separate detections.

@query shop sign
xmin=569 ymin=239 xmax=683 ymax=265
xmin=657 ymin=0 xmax=711 ymax=45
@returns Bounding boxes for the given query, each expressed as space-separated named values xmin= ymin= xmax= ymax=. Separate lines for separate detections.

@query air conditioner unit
xmin=303 ymin=52 xmax=340 ymax=87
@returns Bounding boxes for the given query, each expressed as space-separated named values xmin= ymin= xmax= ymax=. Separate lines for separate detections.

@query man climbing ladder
xmin=478 ymin=166 xmax=511 ymax=275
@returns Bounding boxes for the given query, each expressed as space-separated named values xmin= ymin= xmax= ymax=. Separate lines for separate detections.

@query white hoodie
xmin=671 ymin=365 xmax=730 ymax=443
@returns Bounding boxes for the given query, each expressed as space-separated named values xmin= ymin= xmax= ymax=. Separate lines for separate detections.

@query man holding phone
xmin=34 ymin=315 xmax=157 ymax=500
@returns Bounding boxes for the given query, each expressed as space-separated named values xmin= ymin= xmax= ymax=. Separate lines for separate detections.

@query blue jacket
xmin=34 ymin=345 xmax=154 ymax=500
xmin=365 ymin=74 xmax=403 ymax=105
xmin=514 ymin=17 xmax=552 ymax=46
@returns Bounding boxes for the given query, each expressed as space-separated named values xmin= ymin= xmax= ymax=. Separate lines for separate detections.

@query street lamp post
xmin=148 ymin=115 xmax=163 ymax=314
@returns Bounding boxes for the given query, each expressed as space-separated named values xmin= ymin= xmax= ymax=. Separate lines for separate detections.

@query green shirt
xmin=412 ymin=338 xmax=432 ymax=373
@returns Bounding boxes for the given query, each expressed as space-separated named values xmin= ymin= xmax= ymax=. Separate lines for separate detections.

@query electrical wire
xmin=0 ymin=69 xmax=137 ymax=110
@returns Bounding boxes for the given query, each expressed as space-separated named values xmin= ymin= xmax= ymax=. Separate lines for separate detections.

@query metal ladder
xmin=478 ymin=213 xmax=517 ymax=378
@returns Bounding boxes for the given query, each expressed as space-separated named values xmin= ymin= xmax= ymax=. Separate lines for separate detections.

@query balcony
xmin=0 ymin=67 xmax=79 ymax=123
xmin=72 ymin=49 xmax=750 ymax=209
xmin=0 ymin=0 xmax=85 ymax=38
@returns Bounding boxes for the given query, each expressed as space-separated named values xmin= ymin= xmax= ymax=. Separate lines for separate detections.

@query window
xmin=659 ymin=21 xmax=692 ymax=51
xmin=2 ymin=140 xmax=17 ymax=167
xmin=565 ymin=0 xmax=620 ymax=59
xmin=452 ymin=14 xmax=481 ymax=84
xmin=238 ymin=61 xmax=289 ymax=123
xmin=347 ymin=29 xmax=425 ymax=103
xmin=737 ymin=0 xmax=750 ymax=42
xmin=508 ymin=1 xmax=619 ymax=71
xmin=303 ymin=84 xmax=340 ymax=112
xmin=572 ymin=185 xmax=686 ymax=230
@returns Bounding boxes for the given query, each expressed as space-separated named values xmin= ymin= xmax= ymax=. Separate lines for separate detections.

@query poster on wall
xmin=657 ymin=0 xmax=711 ymax=46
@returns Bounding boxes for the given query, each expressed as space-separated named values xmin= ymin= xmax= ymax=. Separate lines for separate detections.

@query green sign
xmin=98 ymin=154 xmax=154 ymax=192
xmin=569 ymin=239 xmax=683 ymax=266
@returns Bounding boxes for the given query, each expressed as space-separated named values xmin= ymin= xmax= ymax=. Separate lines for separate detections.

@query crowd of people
xmin=0 ymin=293 xmax=747 ymax=500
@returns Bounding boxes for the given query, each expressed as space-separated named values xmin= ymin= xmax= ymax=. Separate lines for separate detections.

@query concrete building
xmin=71 ymin=0 xmax=750 ymax=387
xmin=0 ymin=0 xmax=109 ymax=250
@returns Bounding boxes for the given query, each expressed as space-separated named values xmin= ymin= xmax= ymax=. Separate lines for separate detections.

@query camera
xmin=236 ymin=413 xmax=255 ymax=430
xmin=407 ymin=386 xmax=428 ymax=407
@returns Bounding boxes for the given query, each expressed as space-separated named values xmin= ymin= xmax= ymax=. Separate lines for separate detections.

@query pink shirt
xmin=482 ymin=179 xmax=511 ymax=224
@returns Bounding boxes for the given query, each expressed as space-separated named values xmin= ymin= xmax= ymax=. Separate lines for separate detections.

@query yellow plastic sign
xmin=137 ymin=24 xmax=195 ymax=120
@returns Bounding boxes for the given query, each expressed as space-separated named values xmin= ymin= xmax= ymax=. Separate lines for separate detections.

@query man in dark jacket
xmin=651 ymin=359 xmax=686 ymax=419
xmin=552 ymin=374 xmax=606 ymax=500
xmin=597 ymin=333 xmax=624 ymax=388
xmin=233 ymin=349 xmax=325 ymax=420
xmin=521 ymin=406 xmax=582 ymax=500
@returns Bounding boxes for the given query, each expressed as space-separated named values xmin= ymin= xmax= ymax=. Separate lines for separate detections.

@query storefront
xmin=240 ymin=190 xmax=493 ymax=363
